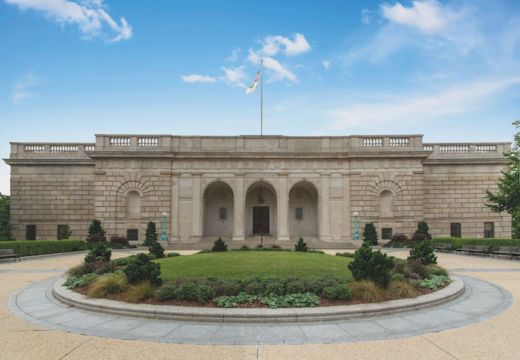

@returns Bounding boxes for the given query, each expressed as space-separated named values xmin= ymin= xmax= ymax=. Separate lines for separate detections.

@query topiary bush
xmin=84 ymin=242 xmax=111 ymax=264
xmin=144 ymin=221 xmax=158 ymax=247
xmin=86 ymin=219 xmax=106 ymax=245
xmin=363 ymin=223 xmax=378 ymax=245
xmin=123 ymin=253 xmax=162 ymax=286
xmin=57 ymin=225 xmax=72 ymax=240
xmin=409 ymin=239 xmax=437 ymax=264
xmin=412 ymin=221 xmax=432 ymax=241
xmin=148 ymin=239 xmax=165 ymax=259
xmin=212 ymin=237 xmax=228 ymax=252
xmin=294 ymin=237 xmax=308 ymax=252
xmin=348 ymin=244 xmax=394 ymax=288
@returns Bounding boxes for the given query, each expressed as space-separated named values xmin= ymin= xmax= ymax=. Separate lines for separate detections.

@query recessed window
xmin=484 ymin=222 xmax=495 ymax=238
xmin=295 ymin=207 xmax=303 ymax=220
xmin=127 ymin=229 xmax=139 ymax=241
xmin=382 ymin=228 xmax=393 ymax=240
xmin=450 ymin=223 xmax=461 ymax=238
xmin=219 ymin=207 xmax=227 ymax=220
xmin=26 ymin=225 xmax=36 ymax=240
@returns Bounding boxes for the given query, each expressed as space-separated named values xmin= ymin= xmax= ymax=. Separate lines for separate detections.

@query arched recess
xmin=126 ymin=190 xmax=141 ymax=218
xmin=289 ymin=181 xmax=319 ymax=238
xmin=379 ymin=190 xmax=394 ymax=218
xmin=203 ymin=181 xmax=234 ymax=238
xmin=245 ymin=181 xmax=277 ymax=236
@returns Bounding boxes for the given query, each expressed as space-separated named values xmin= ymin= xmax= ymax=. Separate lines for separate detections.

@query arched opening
xmin=379 ymin=190 xmax=393 ymax=218
xmin=126 ymin=190 xmax=141 ymax=218
xmin=289 ymin=181 xmax=318 ymax=238
xmin=245 ymin=181 xmax=277 ymax=236
xmin=203 ymin=181 xmax=234 ymax=238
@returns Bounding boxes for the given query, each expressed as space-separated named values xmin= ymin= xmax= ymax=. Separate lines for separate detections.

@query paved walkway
xmin=2 ymin=250 xmax=520 ymax=359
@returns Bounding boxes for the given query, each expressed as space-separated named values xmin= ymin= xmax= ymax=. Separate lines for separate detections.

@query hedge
xmin=432 ymin=237 xmax=520 ymax=251
xmin=0 ymin=240 xmax=86 ymax=256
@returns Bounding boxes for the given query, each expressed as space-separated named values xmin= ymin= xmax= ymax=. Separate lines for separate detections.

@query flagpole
xmin=260 ymin=59 xmax=263 ymax=136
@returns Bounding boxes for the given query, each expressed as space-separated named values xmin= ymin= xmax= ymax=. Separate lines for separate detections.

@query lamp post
xmin=353 ymin=211 xmax=360 ymax=241
xmin=161 ymin=212 xmax=168 ymax=242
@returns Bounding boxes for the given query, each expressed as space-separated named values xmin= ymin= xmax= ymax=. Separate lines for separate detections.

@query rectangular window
xmin=26 ymin=225 xmax=36 ymax=240
xmin=127 ymin=229 xmax=139 ymax=241
xmin=219 ymin=207 xmax=227 ymax=220
xmin=295 ymin=207 xmax=303 ymax=220
xmin=382 ymin=228 xmax=393 ymax=240
xmin=484 ymin=222 xmax=495 ymax=238
xmin=450 ymin=223 xmax=461 ymax=238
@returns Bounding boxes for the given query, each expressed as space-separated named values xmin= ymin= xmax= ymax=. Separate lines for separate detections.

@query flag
xmin=246 ymin=71 xmax=260 ymax=94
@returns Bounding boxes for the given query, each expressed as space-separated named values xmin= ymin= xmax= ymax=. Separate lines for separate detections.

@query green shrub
xmin=409 ymin=240 xmax=437 ymax=265
xmin=123 ymin=253 xmax=162 ymax=286
xmin=64 ymin=273 xmax=98 ymax=289
xmin=412 ymin=221 xmax=432 ymax=241
xmin=109 ymin=235 xmax=129 ymax=248
xmin=57 ymin=225 xmax=72 ymax=240
xmin=363 ymin=223 xmax=378 ymax=245
xmin=334 ymin=284 xmax=352 ymax=300
xmin=196 ymin=284 xmax=215 ymax=303
xmin=244 ymin=279 xmax=265 ymax=295
xmin=144 ymin=221 xmax=158 ymax=247
xmin=214 ymin=293 xmax=258 ymax=308
xmin=351 ymin=280 xmax=384 ymax=302
xmin=264 ymin=280 xmax=285 ymax=296
xmin=432 ymin=237 xmax=520 ymax=251
xmin=425 ymin=264 xmax=448 ymax=277
xmin=407 ymin=258 xmax=429 ymax=279
xmin=348 ymin=244 xmax=394 ymax=288
xmin=87 ymin=271 xmax=128 ymax=298
xmin=390 ymin=272 xmax=407 ymax=282
xmin=86 ymin=219 xmax=106 ymax=244
xmin=155 ymin=284 xmax=177 ymax=301
xmin=322 ymin=286 xmax=338 ymax=299
xmin=336 ymin=252 xmax=355 ymax=257
xmin=260 ymin=293 xmax=320 ymax=308
xmin=212 ymin=237 xmax=228 ymax=252
xmin=125 ymin=281 xmax=156 ymax=303
xmin=84 ymin=242 xmax=111 ymax=263
xmin=294 ymin=237 xmax=308 ymax=252
xmin=148 ymin=240 xmax=165 ymax=259
xmin=166 ymin=252 xmax=180 ymax=257
xmin=0 ymin=240 xmax=86 ymax=256
xmin=174 ymin=282 xmax=201 ymax=301
xmin=217 ymin=280 xmax=242 ymax=296
xmin=419 ymin=275 xmax=452 ymax=290
xmin=286 ymin=279 xmax=305 ymax=294
xmin=386 ymin=280 xmax=416 ymax=298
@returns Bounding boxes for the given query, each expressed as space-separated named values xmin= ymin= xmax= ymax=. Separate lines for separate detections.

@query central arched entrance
xmin=203 ymin=181 xmax=234 ymax=239
xmin=245 ymin=181 xmax=277 ymax=236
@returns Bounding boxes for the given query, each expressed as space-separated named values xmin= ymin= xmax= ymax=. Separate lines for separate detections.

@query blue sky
xmin=1 ymin=0 xmax=520 ymax=194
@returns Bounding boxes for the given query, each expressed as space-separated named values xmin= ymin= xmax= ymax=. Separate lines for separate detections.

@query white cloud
xmin=4 ymin=0 xmax=133 ymax=42
xmin=322 ymin=60 xmax=331 ymax=70
xmin=247 ymin=50 xmax=297 ymax=83
xmin=12 ymin=73 xmax=41 ymax=105
xmin=181 ymin=74 xmax=217 ymax=83
xmin=225 ymin=48 xmax=241 ymax=62
xmin=222 ymin=66 xmax=247 ymax=87
xmin=327 ymin=76 xmax=520 ymax=129
xmin=361 ymin=9 xmax=372 ymax=25
xmin=381 ymin=0 xmax=454 ymax=34
xmin=261 ymin=33 xmax=311 ymax=57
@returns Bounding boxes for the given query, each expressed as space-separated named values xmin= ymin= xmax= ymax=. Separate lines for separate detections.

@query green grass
xmin=155 ymin=251 xmax=353 ymax=282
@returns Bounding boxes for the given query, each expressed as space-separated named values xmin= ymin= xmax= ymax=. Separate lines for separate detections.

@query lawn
xmin=155 ymin=251 xmax=353 ymax=282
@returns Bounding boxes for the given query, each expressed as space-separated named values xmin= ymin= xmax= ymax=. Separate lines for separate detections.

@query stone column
xmin=277 ymin=173 xmax=290 ymax=241
xmin=342 ymin=174 xmax=351 ymax=241
xmin=320 ymin=174 xmax=332 ymax=241
xmin=170 ymin=172 xmax=180 ymax=243
xmin=190 ymin=174 xmax=203 ymax=241
xmin=233 ymin=174 xmax=245 ymax=241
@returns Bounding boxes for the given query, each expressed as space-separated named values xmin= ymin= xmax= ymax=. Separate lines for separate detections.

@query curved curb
xmin=52 ymin=276 xmax=465 ymax=323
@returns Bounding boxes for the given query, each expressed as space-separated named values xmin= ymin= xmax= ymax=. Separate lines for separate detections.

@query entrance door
xmin=253 ymin=206 xmax=270 ymax=235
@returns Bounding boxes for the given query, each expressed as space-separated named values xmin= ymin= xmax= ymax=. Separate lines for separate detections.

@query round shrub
xmin=212 ymin=238 xmax=228 ymax=252
xmin=409 ymin=239 xmax=437 ymax=265
xmin=322 ymin=286 xmax=337 ymax=299
xmin=244 ymin=280 xmax=265 ymax=295
xmin=335 ymin=284 xmax=352 ymax=300
xmin=348 ymin=244 xmax=394 ymax=288
xmin=286 ymin=279 xmax=305 ymax=294
xmin=196 ymin=284 xmax=215 ymax=303
xmin=390 ymin=272 xmax=407 ymax=282
xmin=174 ymin=282 xmax=200 ymax=301
xmin=155 ymin=284 xmax=177 ymax=301
xmin=264 ymin=280 xmax=285 ymax=296
xmin=217 ymin=280 xmax=241 ymax=296
xmin=123 ymin=253 xmax=162 ymax=286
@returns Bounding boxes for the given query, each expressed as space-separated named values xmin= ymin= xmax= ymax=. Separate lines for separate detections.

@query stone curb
xmin=52 ymin=276 xmax=464 ymax=323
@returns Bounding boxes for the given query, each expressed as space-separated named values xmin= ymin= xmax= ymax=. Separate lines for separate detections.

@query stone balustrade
xmin=8 ymin=135 xmax=510 ymax=161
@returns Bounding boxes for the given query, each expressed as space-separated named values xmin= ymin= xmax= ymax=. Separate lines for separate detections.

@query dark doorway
xmin=253 ymin=206 xmax=269 ymax=235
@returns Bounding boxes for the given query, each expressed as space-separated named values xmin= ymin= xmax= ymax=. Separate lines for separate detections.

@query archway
xmin=289 ymin=181 xmax=318 ymax=238
xmin=203 ymin=181 xmax=234 ymax=238
xmin=245 ymin=181 xmax=277 ymax=236
xmin=379 ymin=190 xmax=393 ymax=218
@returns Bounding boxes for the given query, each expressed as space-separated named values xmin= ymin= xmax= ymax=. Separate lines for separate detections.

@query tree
xmin=0 ymin=194 xmax=12 ymax=240
xmin=362 ymin=223 xmax=378 ymax=245
xmin=348 ymin=243 xmax=394 ymax=288
xmin=294 ymin=237 xmax=308 ymax=252
xmin=144 ymin=221 xmax=158 ymax=247
xmin=86 ymin=219 xmax=106 ymax=243
xmin=58 ymin=225 xmax=72 ymax=240
xmin=487 ymin=121 xmax=520 ymax=238
xmin=412 ymin=221 xmax=432 ymax=241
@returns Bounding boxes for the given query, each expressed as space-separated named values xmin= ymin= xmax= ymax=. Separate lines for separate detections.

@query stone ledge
xmin=52 ymin=276 xmax=464 ymax=323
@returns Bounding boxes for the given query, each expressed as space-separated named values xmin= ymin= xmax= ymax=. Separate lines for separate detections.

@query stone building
xmin=4 ymin=134 xmax=511 ymax=247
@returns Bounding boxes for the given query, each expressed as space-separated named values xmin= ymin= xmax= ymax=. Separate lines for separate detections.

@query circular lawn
xmin=155 ymin=251 xmax=353 ymax=282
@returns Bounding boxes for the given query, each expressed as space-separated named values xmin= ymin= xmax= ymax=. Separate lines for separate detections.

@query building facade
xmin=5 ymin=134 xmax=512 ymax=247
